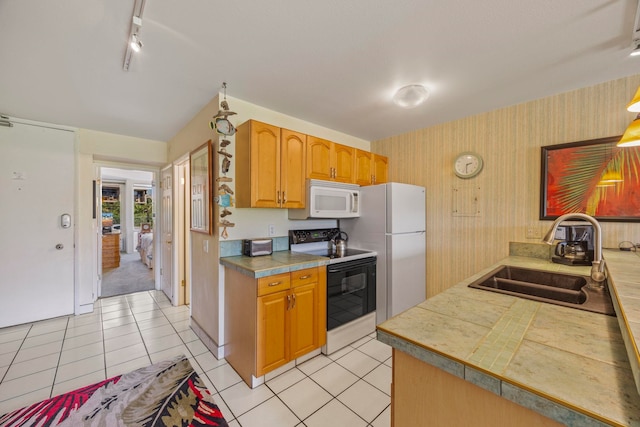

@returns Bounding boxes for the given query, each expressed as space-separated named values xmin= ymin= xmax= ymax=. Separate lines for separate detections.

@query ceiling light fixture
xmin=130 ymin=34 xmax=143 ymax=53
xmin=122 ymin=0 xmax=147 ymax=71
xmin=631 ymin=42 xmax=640 ymax=57
xmin=393 ymin=84 xmax=429 ymax=108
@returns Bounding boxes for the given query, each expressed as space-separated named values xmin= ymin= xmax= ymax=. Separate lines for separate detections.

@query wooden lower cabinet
xmin=102 ymin=233 xmax=120 ymax=269
xmin=256 ymin=290 xmax=289 ymax=375
xmin=225 ymin=266 xmax=326 ymax=387
xmin=392 ymin=349 xmax=563 ymax=426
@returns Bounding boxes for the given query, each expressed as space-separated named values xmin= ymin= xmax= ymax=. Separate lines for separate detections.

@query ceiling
xmin=1 ymin=0 xmax=639 ymax=143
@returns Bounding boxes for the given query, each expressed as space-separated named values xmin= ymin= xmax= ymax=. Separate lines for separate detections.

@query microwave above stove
xmin=288 ymin=179 xmax=360 ymax=219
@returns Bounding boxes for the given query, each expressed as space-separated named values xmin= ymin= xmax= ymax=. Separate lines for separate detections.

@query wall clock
xmin=454 ymin=152 xmax=483 ymax=179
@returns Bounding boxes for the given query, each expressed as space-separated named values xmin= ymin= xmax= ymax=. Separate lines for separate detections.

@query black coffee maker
xmin=551 ymin=223 xmax=594 ymax=266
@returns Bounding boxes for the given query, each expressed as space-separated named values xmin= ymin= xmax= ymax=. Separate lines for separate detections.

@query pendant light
xmin=627 ymin=86 xmax=640 ymax=112
xmin=617 ymin=113 xmax=640 ymax=147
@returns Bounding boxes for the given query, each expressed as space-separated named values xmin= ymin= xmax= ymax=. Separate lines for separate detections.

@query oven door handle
xmin=327 ymin=258 xmax=376 ymax=273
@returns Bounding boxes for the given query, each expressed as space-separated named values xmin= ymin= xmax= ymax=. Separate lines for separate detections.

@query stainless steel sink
xmin=468 ymin=265 xmax=615 ymax=316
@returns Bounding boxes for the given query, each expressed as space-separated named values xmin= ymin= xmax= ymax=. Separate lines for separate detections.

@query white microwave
xmin=288 ymin=180 xmax=360 ymax=219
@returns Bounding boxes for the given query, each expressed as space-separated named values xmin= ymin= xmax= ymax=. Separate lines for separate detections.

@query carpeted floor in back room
xmin=101 ymin=252 xmax=155 ymax=298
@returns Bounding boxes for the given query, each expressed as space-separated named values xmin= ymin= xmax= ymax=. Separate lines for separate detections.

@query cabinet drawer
xmin=291 ymin=268 xmax=318 ymax=288
xmin=258 ymin=273 xmax=291 ymax=296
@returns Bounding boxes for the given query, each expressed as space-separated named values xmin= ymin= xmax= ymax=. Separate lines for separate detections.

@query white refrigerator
xmin=342 ymin=182 xmax=426 ymax=324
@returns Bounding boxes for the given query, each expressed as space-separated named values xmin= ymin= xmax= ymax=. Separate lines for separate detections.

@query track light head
xmin=130 ymin=34 xmax=143 ymax=53
xmin=631 ymin=41 xmax=640 ymax=57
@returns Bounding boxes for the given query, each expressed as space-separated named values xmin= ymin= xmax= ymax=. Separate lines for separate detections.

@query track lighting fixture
xmin=631 ymin=42 xmax=640 ymax=57
xmin=122 ymin=0 xmax=147 ymax=71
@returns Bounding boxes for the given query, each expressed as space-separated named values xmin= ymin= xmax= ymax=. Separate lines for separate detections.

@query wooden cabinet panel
xmin=237 ymin=121 xmax=306 ymax=208
xmin=257 ymin=272 xmax=291 ymax=296
xmin=307 ymin=136 xmax=356 ymax=183
xmin=280 ymin=129 xmax=306 ymax=208
xmin=291 ymin=267 xmax=318 ymax=288
xmin=102 ymin=233 xmax=120 ymax=269
xmin=333 ymin=144 xmax=355 ymax=183
xmin=306 ymin=136 xmax=333 ymax=180
xmin=355 ymin=150 xmax=373 ymax=185
xmin=257 ymin=291 xmax=289 ymax=376
xmin=355 ymin=149 xmax=389 ymax=185
xmin=373 ymin=154 xmax=388 ymax=184
xmin=289 ymin=282 xmax=320 ymax=359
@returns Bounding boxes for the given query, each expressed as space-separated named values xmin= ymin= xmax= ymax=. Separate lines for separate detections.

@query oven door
xmin=326 ymin=257 xmax=376 ymax=331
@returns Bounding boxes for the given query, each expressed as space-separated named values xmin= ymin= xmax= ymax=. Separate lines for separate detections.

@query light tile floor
xmin=0 ymin=290 xmax=391 ymax=426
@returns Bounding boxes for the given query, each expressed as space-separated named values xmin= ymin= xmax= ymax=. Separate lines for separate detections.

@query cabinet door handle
xmin=282 ymin=191 xmax=286 ymax=204
xmin=291 ymin=294 xmax=296 ymax=309
xmin=287 ymin=294 xmax=291 ymax=310
xmin=268 ymin=281 xmax=282 ymax=287
xmin=277 ymin=190 xmax=281 ymax=204
xmin=299 ymin=275 xmax=311 ymax=280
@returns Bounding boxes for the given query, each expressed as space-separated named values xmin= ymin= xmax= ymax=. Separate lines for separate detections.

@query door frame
xmin=95 ymin=161 xmax=160 ymax=298
xmin=173 ymin=154 xmax=191 ymax=306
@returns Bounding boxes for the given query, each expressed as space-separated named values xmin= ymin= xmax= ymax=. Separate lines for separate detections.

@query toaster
xmin=242 ymin=238 xmax=273 ymax=257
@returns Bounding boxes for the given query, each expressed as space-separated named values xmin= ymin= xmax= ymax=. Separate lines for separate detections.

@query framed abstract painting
xmin=540 ymin=135 xmax=640 ymax=222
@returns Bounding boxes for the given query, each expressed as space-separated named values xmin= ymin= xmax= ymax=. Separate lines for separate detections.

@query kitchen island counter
xmin=378 ymin=249 xmax=640 ymax=426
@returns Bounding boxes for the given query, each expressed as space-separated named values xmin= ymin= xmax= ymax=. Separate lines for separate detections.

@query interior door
xmin=161 ymin=165 xmax=173 ymax=302
xmin=0 ymin=122 xmax=75 ymax=328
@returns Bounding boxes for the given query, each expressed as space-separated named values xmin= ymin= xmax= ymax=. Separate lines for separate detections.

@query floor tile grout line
xmin=48 ymin=317 xmax=71 ymax=398
xmin=0 ymin=323 xmax=35 ymax=392
xmin=0 ymin=323 xmax=33 ymax=386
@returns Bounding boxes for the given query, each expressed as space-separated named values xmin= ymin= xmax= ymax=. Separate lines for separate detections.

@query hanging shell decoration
xmin=213 ymin=82 xmax=235 ymax=239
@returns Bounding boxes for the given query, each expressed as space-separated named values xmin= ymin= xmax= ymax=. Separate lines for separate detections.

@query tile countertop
xmin=377 ymin=249 xmax=640 ymax=427
xmin=219 ymin=251 xmax=329 ymax=278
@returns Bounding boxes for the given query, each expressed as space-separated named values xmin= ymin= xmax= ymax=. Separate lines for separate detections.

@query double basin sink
xmin=468 ymin=265 xmax=615 ymax=316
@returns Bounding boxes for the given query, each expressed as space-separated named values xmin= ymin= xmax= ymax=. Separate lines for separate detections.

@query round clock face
xmin=454 ymin=152 xmax=483 ymax=178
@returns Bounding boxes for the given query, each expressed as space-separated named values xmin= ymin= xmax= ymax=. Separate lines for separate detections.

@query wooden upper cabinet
xmin=280 ymin=129 xmax=306 ymax=209
xmin=236 ymin=120 xmax=306 ymax=208
xmin=307 ymin=136 xmax=355 ymax=183
xmin=333 ymin=144 xmax=355 ymax=183
xmin=372 ymin=154 xmax=389 ymax=184
xmin=354 ymin=149 xmax=373 ymax=185
xmin=355 ymin=149 xmax=388 ymax=185
xmin=306 ymin=136 xmax=333 ymax=181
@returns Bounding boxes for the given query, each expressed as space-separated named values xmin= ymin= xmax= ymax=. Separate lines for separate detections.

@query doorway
xmin=99 ymin=166 xmax=157 ymax=298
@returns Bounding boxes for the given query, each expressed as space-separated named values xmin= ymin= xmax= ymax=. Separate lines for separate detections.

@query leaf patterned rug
xmin=0 ymin=355 xmax=228 ymax=426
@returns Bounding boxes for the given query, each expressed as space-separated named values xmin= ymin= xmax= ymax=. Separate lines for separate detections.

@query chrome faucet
xmin=542 ymin=213 xmax=606 ymax=284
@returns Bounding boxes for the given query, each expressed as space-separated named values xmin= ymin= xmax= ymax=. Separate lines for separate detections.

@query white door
xmin=0 ymin=122 xmax=75 ymax=327
xmin=161 ymin=166 xmax=173 ymax=302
